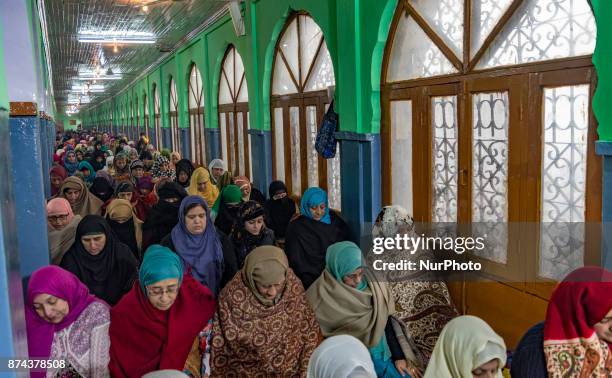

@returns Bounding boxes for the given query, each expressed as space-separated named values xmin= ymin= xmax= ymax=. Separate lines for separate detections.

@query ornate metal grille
xmin=431 ymin=96 xmax=458 ymax=223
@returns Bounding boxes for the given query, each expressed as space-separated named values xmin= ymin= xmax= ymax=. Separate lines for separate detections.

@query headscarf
xmin=170 ymin=196 xmax=224 ymax=295
xmin=46 ymin=198 xmax=81 ymax=264
xmin=188 ymin=167 xmax=219 ymax=207
xmin=300 ymin=187 xmax=331 ymax=224
xmin=207 ymin=159 xmax=226 ymax=181
xmin=62 ymin=151 xmax=79 ymax=176
xmin=234 ymin=175 xmax=251 ymax=201
xmin=109 ymin=245 xmax=215 ymax=377
xmin=307 ymin=335 xmax=377 ymax=378
xmin=106 ymin=199 xmax=142 ymax=261
xmin=211 ymin=184 xmax=242 ymax=217
xmin=95 ymin=170 xmax=116 ymax=189
xmin=231 ymin=201 xmax=274 ymax=268
xmin=50 ymin=165 xmax=68 ymax=197
xmin=211 ymin=184 xmax=243 ymax=235
xmin=306 ymin=242 xmax=394 ymax=348
xmin=77 ymin=160 xmax=96 ymax=185
xmin=211 ymin=246 xmax=321 ymax=376
xmin=151 ymin=155 xmax=176 ymax=181
xmin=543 ymin=266 xmax=612 ymax=376
xmin=58 ymin=176 xmax=103 ymax=217
xmin=26 ymin=266 xmax=101 ymax=376
xmin=89 ymin=176 xmax=115 ymax=202
xmin=175 ymin=159 xmax=194 ymax=188
xmin=326 ymin=241 xmax=367 ymax=290
xmin=242 ymin=245 xmax=288 ymax=306
xmin=424 ymin=316 xmax=507 ymax=378
xmin=113 ymin=152 xmax=130 ymax=175
xmin=170 ymin=151 xmax=181 ymax=163
xmin=264 ymin=180 xmax=296 ymax=239
xmin=142 ymin=182 xmax=187 ymax=248
xmin=60 ymin=215 xmax=138 ymax=305
xmin=89 ymin=149 xmax=106 ymax=172
xmin=105 ymin=156 xmax=114 ymax=171
xmin=129 ymin=159 xmax=144 ymax=173
xmin=137 ymin=175 xmax=154 ymax=192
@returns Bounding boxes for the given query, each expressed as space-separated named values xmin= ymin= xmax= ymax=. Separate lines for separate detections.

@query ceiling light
xmin=78 ymin=30 xmax=156 ymax=45
xmin=77 ymin=74 xmax=122 ymax=80
xmin=142 ymin=5 xmax=149 ymax=12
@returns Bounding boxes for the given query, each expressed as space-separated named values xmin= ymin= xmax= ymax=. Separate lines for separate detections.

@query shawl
xmin=230 ymin=201 xmax=275 ymax=268
xmin=544 ymin=266 xmax=612 ymax=376
xmin=47 ymin=198 xmax=82 ymax=265
xmin=95 ymin=170 xmax=116 ymax=189
xmin=211 ymin=249 xmax=321 ymax=377
xmin=306 ymin=254 xmax=393 ymax=348
xmin=170 ymin=196 xmax=224 ymax=296
xmin=424 ymin=316 xmax=506 ymax=378
xmin=188 ymin=167 xmax=219 ymax=208
xmin=89 ymin=177 xmax=115 ymax=202
xmin=152 ymin=156 xmax=176 ymax=181
xmin=371 ymin=205 xmax=458 ymax=362
xmin=142 ymin=182 xmax=187 ymax=249
xmin=109 ymin=247 xmax=215 ymax=378
xmin=264 ymin=180 xmax=297 ymax=239
xmin=26 ymin=266 xmax=102 ymax=377
xmin=77 ymin=161 xmax=96 ymax=185
xmin=50 ymin=165 xmax=68 ymax=197
xmin=211 ymin=185 xmax=242 ymax=235
xmin=242 ymin=245 xmax=289 ymax=306
xmin=207 ymin=159 xmax=226 ymax=184
xmin=307 ymin=335 xmax=377 ymax=378
xmin=89 ymin=150 xmax=106 ymax=172
xmin=58 ymin=177 xmax=103 ymax=217
xmin=284 ymin=211 xmax=352 ymax=289
xmin=63 ymin=151 xmax=79 ymax=176
xmin=106 ymin=199 xmax=143 ymax=261
xmin=60 ymin=215 xmax=139 ymax=306
xmin=300 ymin=187 xmax=331 ymax=224
xmin=174 ymin=159 xmax=194 ymax=188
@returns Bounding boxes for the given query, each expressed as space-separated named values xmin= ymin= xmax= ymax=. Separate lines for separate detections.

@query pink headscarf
xmin=49 ymin=166 xmax=68 ymax=197
xmin=46 ymin=198 xmax=74 ymax=227
xmin=25 ymin=266 xmax=101 ymax=376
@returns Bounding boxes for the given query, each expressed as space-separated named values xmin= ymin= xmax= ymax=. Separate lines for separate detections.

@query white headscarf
xmin=142 ymin=370 xmax=189 ymax=378
xmin=307 ymin=335 xmax=376 ymax=378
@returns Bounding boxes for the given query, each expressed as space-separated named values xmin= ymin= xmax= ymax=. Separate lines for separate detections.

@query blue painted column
xmin=9 ymin=116 xmax=51 ymax=277
xmin=180 ymin=128 xmax=190 ymax=160
xmin=39 ymin=118 xmax=51 ymax=198
xmin=162 ymin=128 xmax=172 ymax=151
xmin=205 ymin=128 xmax=221 ymax=164
xmin=249 ymin=129 xmax=272 ymax=196
xmin=596 ymin=141 xmax=612 ymax=270
xmin=149 ymin=126 xmax=157 ymax=150
xmin=336 ymin=132 xmax=382 ymax=247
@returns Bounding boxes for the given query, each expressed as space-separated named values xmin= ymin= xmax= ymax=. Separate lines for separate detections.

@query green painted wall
xmin=81 ymin=0 xmax=398 ymax=136
xmin=591 ymin=0 xmax=612 ymax=141
xmin=0 ymin=20 xmax=7 ymax=111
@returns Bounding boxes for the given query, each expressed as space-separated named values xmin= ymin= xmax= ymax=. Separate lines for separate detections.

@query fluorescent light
xmin=78 ymin=30 xmax=156 ymax=44
xmin=77 ymin=74 xmax=122 ymax=80
xmin=78 ymin=38 xmax=156 ymax=44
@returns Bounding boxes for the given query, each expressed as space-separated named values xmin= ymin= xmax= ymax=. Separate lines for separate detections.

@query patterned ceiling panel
xmin=44 ymin=0 xmax=230 ymax=113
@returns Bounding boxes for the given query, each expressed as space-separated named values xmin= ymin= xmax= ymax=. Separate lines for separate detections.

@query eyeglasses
xmin=48 ymin=215 xmax=68 ymax=223
xmin=147 ymin=285 xmax=179 ymax=297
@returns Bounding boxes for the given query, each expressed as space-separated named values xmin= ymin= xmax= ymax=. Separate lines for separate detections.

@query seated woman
xmin=136 ymin=176 xmax=157 ymax=215
xmin=307 ymin=335 xmax=377 ymax=378
xmin=188 ymin=167 xmax=219 ymax=208
xmin=129 ymin=159 xmax=145 ymax=185
xmin=306 ymin=241 xmax=413 ymax=378
xmin=207 ymin=159 xmax=226 ymax=190
xmin=160 ymin=196 xmax=227 ymax=296
xmin=50 ymin=165 xmax=68 ymax=197
xmin=211 ymin=185 xmax=243 ymax=236
xmin=63 ymin=149 xmax=79 ymax=176
xmin=263 ymin=180 xmax=297 ymax=241
xmin=511 ymin=322 xmax=546 ymax=378
xmin=142 ymin=181 xmax=187 ymax=251
xmin=116 ymin=181 xmax=148 ymax=222
xmin=211 ymin=246 xmax=321 ymax=377
xmin=77 ymin=160 xmax=96 ymax=187
xmin=112 ymin=152 xmax=131 ymax=184
xmin=26 ymin=266 xmax=110 ymax=378
xmin=58 ymin=176 xmax=103 ymax=217
xmin=424 ymin=316 xmax=506 ymax=378
xmin=60 ymin=215 xmax=139 ymax=306
xmin=151 ymin=155 xmax=176 ymax=183
xmin=89 ymin=176 xmax=115 ymax=204
xmin=109 ymin=245 xmax=216 ymax=377
xmin=234 ymin=176 xmax=266 ymax=205
xmin=106 ymin=199 xmax=143 ymax=261
xmin=47 ymin=198 xmax=82 ymax=264
xmin=543 ymin=266 xmax=612 ymax=376
xmin=285 ymin=187 xmax=352 ymax=289
xmin=175 ymin=158 xmax=194 ymax=189
xmin=229 ymin=201 xmax=275 ymax=269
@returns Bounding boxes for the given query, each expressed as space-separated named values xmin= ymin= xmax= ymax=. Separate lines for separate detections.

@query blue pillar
xmin=39 ymin=118 xmax=51 ymax=198
xmin=149 ymin=126 xmax=157 ymax=150
xmin=162 ymin=128 xmax=171 ymax=151
xmin=205 ymin=128 xmax=221 ymax=164
xmin=180 ymin=128 xmax=190 ymax=160
xmin=249 ymin=129 xmax=272 ymax=196
xmin=336 ymin=132 xmax=382 ymax=247
xmin=9 ymin=117 xmax=50 ymax=277
xmin=596 ymin=141 xmax=612 ymax=270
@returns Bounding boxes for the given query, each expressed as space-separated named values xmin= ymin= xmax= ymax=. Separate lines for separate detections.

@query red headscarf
xmin=109 ymin=275 xmax=215 ymax=377
xmin=544 ymin=266 xmax=612 ymax=376
xmin=49 ymin=165 xmax=68 ymax=196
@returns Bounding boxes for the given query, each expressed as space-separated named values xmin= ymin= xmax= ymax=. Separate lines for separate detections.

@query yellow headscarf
xmin=188 ymin=167 xmax=219 ymax=208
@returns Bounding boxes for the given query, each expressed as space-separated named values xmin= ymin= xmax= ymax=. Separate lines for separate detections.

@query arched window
xmin=169 ymin=77 xmax=180 ymax=153
xmin=189 ymin=64 xmax=206 ymax=165
xmin=271 ymin=12 xmax=340 ymax=209
xmin=143 ymin=92 xmax=150 ymax=139
xmin=218 ymin=45 xmax=251 ymax=177
xmin=153 ymin=84 xmax=162 ymax=150
xmin=382 ymin=0 xmax=599 ymax=340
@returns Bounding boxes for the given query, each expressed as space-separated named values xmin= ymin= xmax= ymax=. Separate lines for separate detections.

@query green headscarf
xmin=325 ymin=241 xmax=367 ymax=291
xmin=211 ymin=184 xmax=243 ymax=218
xmin=139 ymin=245 xmax=184 ymax=294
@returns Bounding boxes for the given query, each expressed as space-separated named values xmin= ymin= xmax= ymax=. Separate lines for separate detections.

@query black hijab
xmin=214 ymin=199 xmax=241 ymax=236
xmin=89 ymin=150 xmax=106 ymax=172
xmin=142 ymin=182 xmax=188 ymax=248
xmin=230 ymin=201 xmax=275 ymax=268
xmin=90 ymin=177 xmax=115 ymax=202
xmin=107 ymin=218 xmax=139 ymax=261
xmin=264 ymin=181 xmax=297 ymax=239
xmin=174 ymin=159 xmax=194 ymax=188
xmin=59 ymin=215 xmax=138 ymax=305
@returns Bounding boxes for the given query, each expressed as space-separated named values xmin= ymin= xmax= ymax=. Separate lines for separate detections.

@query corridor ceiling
xmin=43 ymin=0 xmax=230 ymax=114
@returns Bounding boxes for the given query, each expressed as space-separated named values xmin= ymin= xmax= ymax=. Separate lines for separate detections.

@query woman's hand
xmin=395 ymin=359 xmax=422 ymax=378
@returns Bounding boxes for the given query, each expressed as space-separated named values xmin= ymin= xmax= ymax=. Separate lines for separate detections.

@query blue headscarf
xmin=170 ymin=195 xmax=224 ymax=295
xmin=300 ymin=187 xmax=331 ymax=224
xmin=139 ymin=245 xmax=184 ymax=294
xmin=63 ymin=149 xmax=79 ymax=176
xmin=77 ymin=160 xmax=96 ymax=185
xmin=325 ymin=241 xmax=367 ymax=291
